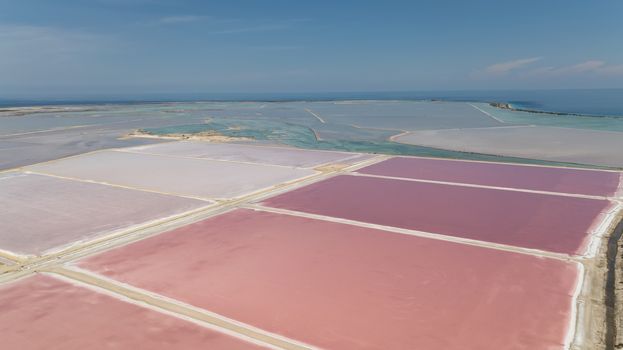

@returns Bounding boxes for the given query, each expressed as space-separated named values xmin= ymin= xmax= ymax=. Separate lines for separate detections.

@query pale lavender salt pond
xmin=0 ymin=172 xmax=207 ymax=255
xmin=25 ymin=150 xmax=317 ymax=199
xmin=125 ymin=141 xmax=360 ymax=168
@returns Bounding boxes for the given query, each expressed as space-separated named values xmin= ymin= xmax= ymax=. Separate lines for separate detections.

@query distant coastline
xmin=2 ymin=88 xmax=622 ymax=118
xmin=488 ymin=102 xmax=622 ymax=119
xmin=489 ymin=102 xmax=604 ymax=118
xmin=2 ymin=98 xmax=620 ymax=120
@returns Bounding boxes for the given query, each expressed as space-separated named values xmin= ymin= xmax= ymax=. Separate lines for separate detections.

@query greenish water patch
xmin=141 ymin=119 xmax=613 ymax=169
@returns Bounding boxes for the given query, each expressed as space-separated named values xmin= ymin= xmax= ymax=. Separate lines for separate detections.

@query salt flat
xmin=395 ymin=125 xmax=623 ymax=168
xmin=2 ymin=100 xmax=622 ymax=350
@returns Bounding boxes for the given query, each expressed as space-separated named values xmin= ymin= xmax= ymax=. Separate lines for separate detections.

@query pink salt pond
xmin=0 ymin=274 xmax=267 ymax=350
xmin=358 ymin=156 xmax=622 ymax=197
xmin=262 ymin=175 xmax=614 ymax=255
xmin=80 ymin=209 xmax=579 ymax=350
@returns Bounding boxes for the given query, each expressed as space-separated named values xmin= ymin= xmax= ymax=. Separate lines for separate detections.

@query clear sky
xmin=1 ymin=0 xmax=622 ymax=98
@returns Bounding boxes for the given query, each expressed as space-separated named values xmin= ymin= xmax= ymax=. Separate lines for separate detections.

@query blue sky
xmin=1 ymin=0 xmax=622 ymax=97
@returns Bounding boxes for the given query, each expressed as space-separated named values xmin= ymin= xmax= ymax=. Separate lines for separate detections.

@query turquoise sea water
xmin=141 ymin=115 xmax=612 ymax=169
xmin=4 ymin=89 xmax=623 ymax=168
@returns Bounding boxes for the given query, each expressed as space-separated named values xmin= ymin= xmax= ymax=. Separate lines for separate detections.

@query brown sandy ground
xmin=610 ymin=218 xmax=623 ymax=348
xmin=573 ymin=215 xmax=623 ymax=349
xmin=126 ymin=130 xmax=253 ymax=143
